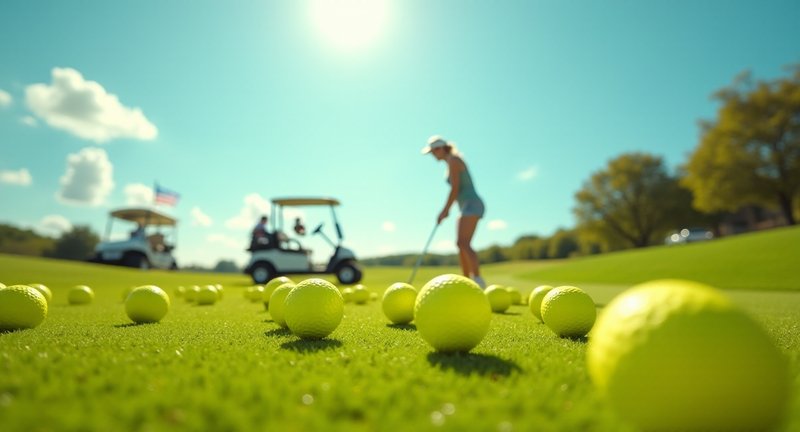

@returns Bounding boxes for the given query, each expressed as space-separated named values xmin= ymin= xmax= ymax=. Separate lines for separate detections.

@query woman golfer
xmin=422 ymin=135 xmax=486 ymax=288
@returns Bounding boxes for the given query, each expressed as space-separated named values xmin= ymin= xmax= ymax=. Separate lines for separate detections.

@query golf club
xmin=408 ymin=222 xmax=439 ymax=285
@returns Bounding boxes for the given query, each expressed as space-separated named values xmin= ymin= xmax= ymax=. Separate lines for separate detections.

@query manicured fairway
xmin=1 ymin=237 xmax=798 ymax=431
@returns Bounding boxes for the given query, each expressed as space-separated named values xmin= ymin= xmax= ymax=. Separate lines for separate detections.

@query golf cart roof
xmin=110 ymin=207 xmax=177 ymax=226
xmin=272 ymin=197 xmax=340 ymax=207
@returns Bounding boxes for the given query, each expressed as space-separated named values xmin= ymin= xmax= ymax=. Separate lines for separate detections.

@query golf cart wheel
xmin=123 ymin=253 xmax=150 ymax=270
xmin=251 ymin=262 xmax=276 ymax=285
xmin=336 ymin=262 xmax=362 ymax=285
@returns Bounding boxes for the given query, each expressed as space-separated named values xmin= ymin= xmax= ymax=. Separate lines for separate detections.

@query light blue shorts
xmin=459 ymin=198 xmax=485 ymax=218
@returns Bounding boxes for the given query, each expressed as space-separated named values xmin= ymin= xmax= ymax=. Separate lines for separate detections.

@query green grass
xmin=518 ymin=225 xmax=800 ymax=291
xmin=1 ymin=241 xmax=799 ymax=431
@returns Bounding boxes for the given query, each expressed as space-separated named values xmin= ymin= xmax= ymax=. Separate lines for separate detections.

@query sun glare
xmin=309 ymin=0 xmax=390 ymax=52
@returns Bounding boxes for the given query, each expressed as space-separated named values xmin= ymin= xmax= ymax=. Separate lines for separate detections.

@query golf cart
xmin=243 ymin=197 xmax=363 ymax=285
xmin=90 ymin=207 xmax=178 ymax=270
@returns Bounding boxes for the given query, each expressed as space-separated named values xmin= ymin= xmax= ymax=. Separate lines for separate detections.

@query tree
xmin=478 ymin=245 xmax=508 ymax=264
xmin=682 ymin=67 xmax=800 ymax=225
xmin=0 ymin=223 xmax=56 ymax=257
xmin=574 ymin=152 xmax=694 ymax=248
xmin=213 ymin=260 xmax=240 ymax=273
xmin=47 ymin=226 xmax=99 ymax=261
xmin=508 ymin=235 xmax=539 ymax=260
xmin=547 ymin=229 xmax=579 ymax=259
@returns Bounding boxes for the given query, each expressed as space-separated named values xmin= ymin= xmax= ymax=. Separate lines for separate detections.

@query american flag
xmin=154 ymin=184 xmax=180 ymax=206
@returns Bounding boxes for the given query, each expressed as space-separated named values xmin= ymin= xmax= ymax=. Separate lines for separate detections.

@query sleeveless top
xmin=447 ymin=163 xmax=481 ymax=205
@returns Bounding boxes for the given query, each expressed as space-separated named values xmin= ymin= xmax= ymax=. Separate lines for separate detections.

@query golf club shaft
xmin=408 ymin=223 xmax=439 ymax=285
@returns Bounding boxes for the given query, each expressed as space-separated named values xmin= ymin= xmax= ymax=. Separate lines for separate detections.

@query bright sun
xmin=309 ymin=0 xmax=390 ymax=52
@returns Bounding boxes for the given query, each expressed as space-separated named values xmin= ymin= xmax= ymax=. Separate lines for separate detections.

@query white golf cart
xmin=90 ymin=207 xmax=178 ymax=270
xmin=243 ymin=197 xmax=363 ymax=285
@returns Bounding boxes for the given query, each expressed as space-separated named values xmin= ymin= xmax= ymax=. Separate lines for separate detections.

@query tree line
xmin=0 ymin=224 xmax=99 ymax=261
xmin=0 ymin=223 xmax=239 ymax=272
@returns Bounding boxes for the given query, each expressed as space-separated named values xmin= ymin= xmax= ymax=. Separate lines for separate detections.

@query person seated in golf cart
xmin=249 ymin=215 xmax=282 ymax=251
xmin=130 ymin=223 xmax=145 ymax=239
xmin=293 ymin=217 xmax=306 ymax=236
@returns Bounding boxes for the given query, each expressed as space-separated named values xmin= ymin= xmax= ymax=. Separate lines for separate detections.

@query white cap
xmin=421 ymin=135 xmax=449 ymax=154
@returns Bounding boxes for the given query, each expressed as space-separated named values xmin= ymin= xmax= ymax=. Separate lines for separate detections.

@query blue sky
xmin=0 ymin=0 xmax=798 ymax=267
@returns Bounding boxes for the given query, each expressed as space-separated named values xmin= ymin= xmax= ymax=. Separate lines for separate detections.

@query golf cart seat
xmin=247 ymin=234 xmax=277 ymax=252
xmin=148 ymin=233 xmax=165 ymax=251
xmin=279 ymin=237 xmax=311 ymax=255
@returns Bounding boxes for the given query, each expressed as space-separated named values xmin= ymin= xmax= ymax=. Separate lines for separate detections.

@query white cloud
xmin=517 ymin=166 xmax=538 ymax=181
xmin=21 ymin=116 xmax=38 ymax=127
xmin=25 ymin=67 xmax=157 ymax=143
xmin=0 ymin=168 xmax=32 ymax=186
xmin=58 ymin=147 xmax=114 ymax=206
xmin=191 ymin=206 xmax=213 ymax=227
xmin=124 ymin=183 xmax=154 ymax=206
xmin=382 ymin=221 xmax=396 ymax=232
xmin=225 ymin=193 xmax=271 ymax=230
xmin=0 ymin=89 xmax=11 ymax=107
xmin=487 ymin=219 xmax=508 ymax=231
xmin=207 ymin=233 xmax=244 ymax=250
xmin=37 ymin=215 xmax=72 ymax=237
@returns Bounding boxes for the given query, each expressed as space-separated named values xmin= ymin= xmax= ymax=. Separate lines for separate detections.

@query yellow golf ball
xmin=587 ymin=279 xmax=790 ymax=431
xmin=352 ymin=284 xmax=370 ymax=304
xmin=0 ymin=285 xmax=48 ymax=330
xmin=506 ymin=287 xmax=522 ymax=305
xmin=27 ymin=283 xmax=52 ymax=304
xmin=415 ymin=274 xmax=491 ymax=352
xmin=125 ymin=285 xmax=170 ymax=323
xmin=68 ymin=285 xmax=94 ymax=305
xmin=528 ymin=285 xmax=554 ymax=321
xmin=268 ymin=282 xmax=296 ymax=328
xmin=381 ymin=282 xmax=417 ymax=324
xmin=196 ymin=285 xmax=218 ymax=306
xmin=540 ymin=286 xmax=596 ymax=338
xmin=485 ymin=284 xmax=511 ymax=313
xmin=284 ymin=278 xmax=343 ymax=339
xmin=263 ymin=277 xmax=293 ymax=309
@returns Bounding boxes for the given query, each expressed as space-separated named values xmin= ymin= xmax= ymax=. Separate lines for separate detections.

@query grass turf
xmin=1 ymin=228 xmax=799 ymax=431
xmin=515 ymin=225 xmax=800 ymax=291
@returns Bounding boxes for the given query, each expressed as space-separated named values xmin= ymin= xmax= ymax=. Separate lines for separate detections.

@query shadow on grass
xmin=0 ymin=328 xmax=27 ymax=335
xmin=263 ymin=318 xmax=274 ymax=323
xmin=113 ymin=322 xmax=152 ymax=328
xmin=386 ymin=323 xmax=416 ymax=331
xmin=561 ymin=335 xmax=589 ymax=343
xmin=427 ymin=352 xmax=522 ymax=377
xmin=496 ymin=311 xmax=521 ymax=316
xmin=264 ymin=327 xmax=292 ymax=337
xmin=280 ymin=338 xmax=342 ymax=353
